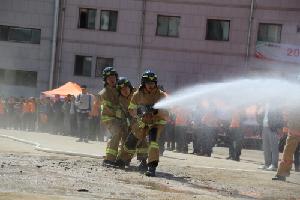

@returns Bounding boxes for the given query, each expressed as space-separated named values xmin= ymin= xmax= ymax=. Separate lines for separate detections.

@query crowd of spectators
xmin=0 ymin=94 xmax=104 ymax=142
xmin=0 ymin=94 xmax=299 ymax=174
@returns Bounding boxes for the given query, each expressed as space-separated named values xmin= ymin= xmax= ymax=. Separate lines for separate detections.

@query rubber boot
xmin=102 ymin=159 xmax=116 ymax=167
xmin=145 ymin=161 xmax=158 ymax=177
xmin=145 ymin=166 xmax=156 ymax=177
xmin=115 ymin=159 xmax=125 ymax=169
xmin=272 ymin=175 xmax=286 ymax=181
xmin=138 ymin=160 xmax=148 ymax=172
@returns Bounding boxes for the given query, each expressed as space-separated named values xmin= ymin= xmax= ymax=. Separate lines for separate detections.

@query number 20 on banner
xmin=287 ymin=48 xmax=300 ymax=57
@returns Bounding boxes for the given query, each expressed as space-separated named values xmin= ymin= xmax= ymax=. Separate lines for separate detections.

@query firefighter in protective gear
xmin=115 ymin=77 xmax=149 ymax=169
xmin=116 ymin=70 xmax=168 ymax=176
xmin=116 ymin=77 xmax=134 ymax=145
xmin=273 ymin=107 xmax=300 ymax=181
xmin=99 ymin=67 xmax=126 ymax=166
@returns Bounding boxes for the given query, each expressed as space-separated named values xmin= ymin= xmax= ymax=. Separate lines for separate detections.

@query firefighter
xmin=115 ymin=77 xmax=149 ymax=169
xmin=273 ymin=106 xmax=300 ymax=181
xmin=116 ymin=70 xmax=168 ymax=177
xmin=99 ymin=67 xmax=126 ymax=166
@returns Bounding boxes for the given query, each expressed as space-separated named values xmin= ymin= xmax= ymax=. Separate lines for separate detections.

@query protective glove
xmin=115 ymin=109 xmax=123 ymax=119
xmin=142 ymin=113 xmax=154 ymax=124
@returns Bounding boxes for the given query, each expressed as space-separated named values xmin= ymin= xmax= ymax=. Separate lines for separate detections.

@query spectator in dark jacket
xmin=52 ymin=94 xmax=64 ymax=134
xmin=62 ymin=95 xmax=72 ymax=135
xmin=70 ymin=95 xmax=77 ymax=137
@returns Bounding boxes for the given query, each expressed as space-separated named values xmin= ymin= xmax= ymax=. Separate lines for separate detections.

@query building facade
xmin=0 ymin=0 xmax=55 ymax=97
xmin=0 ymin=0 xmax=299 ymax=96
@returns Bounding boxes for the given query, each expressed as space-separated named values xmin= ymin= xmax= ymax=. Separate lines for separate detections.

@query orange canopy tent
xmin=42 ymin=82 xmax=82 ymax=98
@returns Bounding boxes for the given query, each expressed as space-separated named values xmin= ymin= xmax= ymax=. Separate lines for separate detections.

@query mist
xmin=155 ymin=77 xmax=300 ymax=113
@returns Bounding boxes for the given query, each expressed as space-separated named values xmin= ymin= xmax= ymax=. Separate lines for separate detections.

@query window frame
xmin=0 ymin=68 xmax=37 ymax=87
xmin=257 ymin=23 xmax=282 ymax=43
xmin=156 ymin=15 xmax=181 ymax=38
xmin=95 ymin=57 xmax=114 ymax=77
xmin=74 ymin=55 xmax=93 ymax=77
xmin=0 ymin=25 xmax=41 ymax=44
xmin=78 ymin=8 xmax=97 ymax=30
xmin=205 ymin=19 xmax=230 ymax=41
xmin=100 ymin=10 xmax=118 ymax=32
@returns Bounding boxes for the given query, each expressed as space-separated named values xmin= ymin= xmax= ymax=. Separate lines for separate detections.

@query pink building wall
xmin=58 ymin=0 xmax=300 ymax=93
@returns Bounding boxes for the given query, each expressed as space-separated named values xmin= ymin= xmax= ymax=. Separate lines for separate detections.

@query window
xmin=95 ymin=57 xmax=114 ymax=77
xmin=0 ymin=69 xmax=37 ymax=87
xmin=9 ymin=27 xmax=32 ymax=42
xmin=74 ymin=55 xmax=92 ymax=77
xmin=0 ymin=25 xmax=8 ymax=40
xmin=0 ymin=25 xmax=41 ymax=44
xmin=156 ymin=15 xmax=180 ymax=37
xmin=257 ymin=23 xmax=282 ymax=43
xmin=100 ymin=10 xmax=118 ymax=31
xmin=31 ymin=29 xmax=41 ymax=44
xmin=78 ymin=8 xmax=96 ymax=29
xmin=206 ymin=19 xmax=230 ymax=41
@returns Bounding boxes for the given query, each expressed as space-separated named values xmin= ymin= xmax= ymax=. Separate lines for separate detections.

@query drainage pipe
xmin=245 ymin=0 xmax=255 ymax=72
xmin=49 ymin=0 xmax=60 ymax=90
xmin=137 ymin=0 xmax=146 ymax=78
xmin=56 ymin=0 xmax=67 ymax=88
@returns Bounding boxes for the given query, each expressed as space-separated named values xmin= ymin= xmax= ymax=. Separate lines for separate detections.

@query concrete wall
xmin=1 ymin=0 xmax=299 ymax=96
xmin=0 ymin=0 xmax=55 ymax=97
xmin=59 ymin=0 xmax=143 ymax=93
xmin=59 ymin=0 xmax=300 ymax=93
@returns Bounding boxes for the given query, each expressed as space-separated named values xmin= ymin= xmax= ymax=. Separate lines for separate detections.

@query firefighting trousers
xmin=103 ymin=120 xmax=127 ymax=161
xmin=117 ymin=135 xmax=148 ymax=163
xmin=118 ymin=123 xmax=165 ymax=164
xmin=136 ymin=139 xmax=149 ymax=161
xmin=117 ymin=128 xmax=148 ymax=161
xmin=277 ymin=135 xmax=300 ymax=177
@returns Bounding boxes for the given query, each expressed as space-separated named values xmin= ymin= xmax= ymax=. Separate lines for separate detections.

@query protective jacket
xmin=286 ymin=107 xmax=300 ymax=136
xmin=128 ymin=87 xmax=168 ymax=126
xmin=99 ymin=86 xmax=120 ymax=123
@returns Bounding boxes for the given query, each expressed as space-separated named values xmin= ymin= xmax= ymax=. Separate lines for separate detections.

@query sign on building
xmin=256 ymin=42 xmax=300 ymax=64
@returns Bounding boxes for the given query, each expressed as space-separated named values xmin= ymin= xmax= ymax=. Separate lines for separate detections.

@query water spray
xmin=154 ymin=78 xmax=300 ymax=112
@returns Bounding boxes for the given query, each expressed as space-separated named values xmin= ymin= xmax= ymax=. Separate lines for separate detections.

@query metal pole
xmin=49 ymin=0 xmax=60 ymax=89
xmin=56 ymin=0 xmax=66 ymax=88
xmin=245 ymin=0 xmax=255 ymax=72
xmin=137 ymin=0 xmax=146 ymax=78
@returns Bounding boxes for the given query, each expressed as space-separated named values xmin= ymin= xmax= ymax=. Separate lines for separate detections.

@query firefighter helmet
xmin=102 ymin=67 xmax=118 ymax=81
xmin=141 ymin=70 xmax=157 ymax=85
xmin=117 ymin=77 xmax=133 ymax=92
